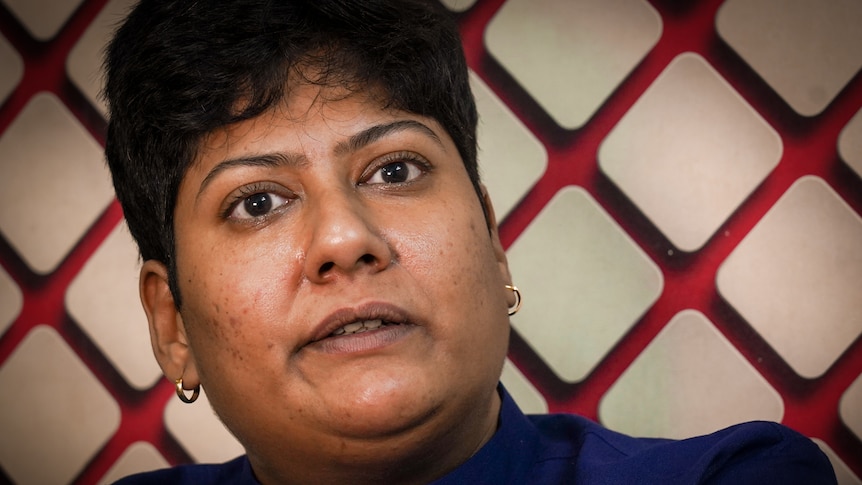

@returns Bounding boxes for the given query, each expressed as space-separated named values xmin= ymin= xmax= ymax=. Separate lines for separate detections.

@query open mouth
xmin=329 ymin=319 xmax=401 ymax=337
xmin=309 ymin=303 xmax=417 ymax=349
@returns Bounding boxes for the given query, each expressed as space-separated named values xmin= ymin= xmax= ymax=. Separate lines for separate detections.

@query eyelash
xmin=220 ymin=182 xmax=291 ymax=221
xmin=219 ymin=151 xmax=432 ymax=222
xmin=362 ymin=151 xmax=431 ymax=184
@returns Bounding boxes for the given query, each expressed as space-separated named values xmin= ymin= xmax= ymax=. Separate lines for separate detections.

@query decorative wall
xmin=0 ymin=0 xmax=860 ymax=483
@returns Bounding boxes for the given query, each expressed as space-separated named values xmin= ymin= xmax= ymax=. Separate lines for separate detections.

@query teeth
xmin=330 ymin=319 xmax=387 ymax=337
xmin=364 ymin=320 xmax=383 ymax=330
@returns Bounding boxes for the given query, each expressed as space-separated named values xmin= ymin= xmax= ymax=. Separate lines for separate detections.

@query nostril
xmin=319 ymin=262 xmax=335 ymax=274
xmin=315 ymin=254 xmax=383 ymax=278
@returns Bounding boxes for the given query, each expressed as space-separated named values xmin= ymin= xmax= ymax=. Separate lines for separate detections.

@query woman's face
xmin=161 ymin=84 xmax=513 ymax=480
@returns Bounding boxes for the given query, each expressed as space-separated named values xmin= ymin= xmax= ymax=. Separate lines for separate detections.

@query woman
xmin=105 ymin=1 xmax=834 ymax=483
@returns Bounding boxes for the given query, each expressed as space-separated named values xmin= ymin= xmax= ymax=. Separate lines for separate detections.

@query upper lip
xmin=308 ymin=301 xmax=419 ymax=344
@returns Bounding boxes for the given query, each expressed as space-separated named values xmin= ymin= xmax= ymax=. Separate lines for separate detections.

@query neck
xmin=250 ymin=388 xmax=502 ymax=485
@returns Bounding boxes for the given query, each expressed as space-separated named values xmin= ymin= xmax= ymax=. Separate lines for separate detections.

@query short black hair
xmin=103 ymin=0 xmax=480 ymax=307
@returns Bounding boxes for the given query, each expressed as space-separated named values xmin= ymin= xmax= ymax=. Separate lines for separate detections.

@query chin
xmin=323 ymin=372 xmax=449 ymax=439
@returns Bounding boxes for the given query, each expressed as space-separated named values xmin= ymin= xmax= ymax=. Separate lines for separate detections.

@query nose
xmin=303 ymin=188 xmax=393 ymax=283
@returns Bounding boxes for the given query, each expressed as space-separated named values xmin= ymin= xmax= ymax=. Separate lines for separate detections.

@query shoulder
xmin=530 ymin=417 xmax=835 ymax=485
xmin=112 ymin=455 xmax=254 ymax=485
xmin=674 ymin=421 xmax=836 ymax=485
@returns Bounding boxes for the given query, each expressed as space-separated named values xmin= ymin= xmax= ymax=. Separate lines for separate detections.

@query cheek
xmin=180 ymin=247 xmax=293 ymax=365
xmin=399 ymin=208 xmax=501 ymax=308
xmin=190 ymin=233 xmax=298 ymax=305
xmin=395 ymin=196 xmax=486 ymax=265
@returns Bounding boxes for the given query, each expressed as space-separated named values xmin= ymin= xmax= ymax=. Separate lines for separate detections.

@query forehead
xmin=212 ymin=83 xmax=373 ymax=138
xmin=180 ymin=83 xmax=459 ymax=193
xmin=186 ymin=86 xmax=370 ymax=174
xmin=207 ymin=82 xmax=418 ymax=151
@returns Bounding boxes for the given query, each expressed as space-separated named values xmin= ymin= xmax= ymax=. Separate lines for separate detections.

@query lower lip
xmin=311 ymin=324 xmax=415 ymax=354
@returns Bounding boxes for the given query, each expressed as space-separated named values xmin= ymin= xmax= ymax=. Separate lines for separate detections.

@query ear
xmin=480 ymin=185 xmax=515 ymax=306
xmin=139 ymin=259 xmax=199 ymax=388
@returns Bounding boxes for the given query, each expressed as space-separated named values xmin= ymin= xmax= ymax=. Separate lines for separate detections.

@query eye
xmin=227 ymin=190 xmax=290 ymax=221
xmin=365 ymin=158 xmax=427 ymax=185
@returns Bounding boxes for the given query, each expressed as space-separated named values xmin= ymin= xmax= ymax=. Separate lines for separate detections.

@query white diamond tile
xmin=813 ymin=439 xmax=862 ymax=485
xmin=486 ymin=0 xmax=661 ymax=129
xmin=66 ymin=221 xmax=161 ymax=390
xmin=0 ymin=265 xmax=22 ymax=337
xmin=67 ymin=0 xmax=137 ymax=118
xmin=839 ymin=107 xmax=862 ymax=179
xmin=0 ymin=33 xmax=23 ymax=104
xmin=841 ymin=372 xmax=862 ymax=443
xmin=507 ymin=186 xmax=663 ymax=383
xmin=0 ymin=92 xmax=115 ymax=274
xmin=0 ymin=325 xmax=120 ymax=484
xmin=716 ymin=0 xmax=862 ymax=116
xmin=165 ymin=386 xmax=244 ymax=464
xmin=472 ymin=71 xmax=547 ymax=220
xmin=440 ymin=0 xmax=477 ymax=12
xmin=98 ymin=441 xmax=170 ymax=485
xmin=501 ymin=358 xmax=548 ymax=414
xmin=717 ymin=176 xmax=862 ymax=378
xmin=2 ymin=0 xmax=86 ymax=41
xmin=599 ymin=310 xmax=783 ymax=439
xmin=599 ymin=52 xmax=782 ymax=252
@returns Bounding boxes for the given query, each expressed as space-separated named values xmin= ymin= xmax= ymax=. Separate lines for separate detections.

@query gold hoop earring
xmin=175 ymin=378 xmax=200 ymax=404
xmin=505 ymin=285 xmax=522 ymax=316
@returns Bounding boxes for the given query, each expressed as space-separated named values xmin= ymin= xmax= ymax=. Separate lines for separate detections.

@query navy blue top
xmin=116 ymin=386 xmax=835 ymax=484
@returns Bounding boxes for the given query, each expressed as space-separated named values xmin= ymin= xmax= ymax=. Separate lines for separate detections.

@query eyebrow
xmin=334 ymin=119 xmax=444 ymax=156
xmin=196 ymin=119 xmax=445 ymax=200
xmin=197 ymin=152 xmax=308 ymax=200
